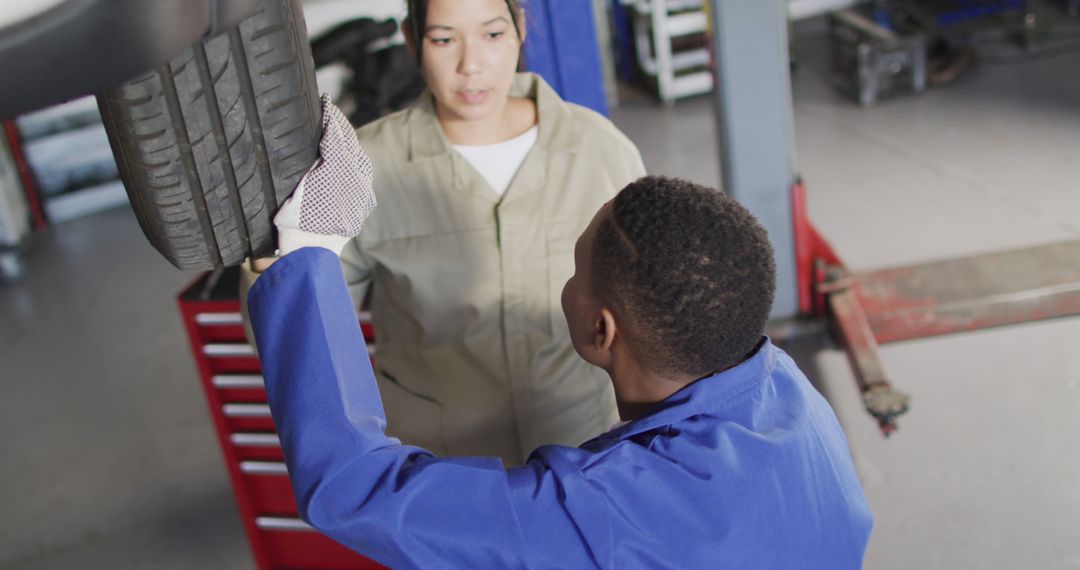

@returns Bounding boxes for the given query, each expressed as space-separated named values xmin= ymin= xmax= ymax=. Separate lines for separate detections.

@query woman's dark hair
xmin=404 ymin=0 xmax=523 ymax=63
xmin=592 ymin=176 xmax=777 ymax=378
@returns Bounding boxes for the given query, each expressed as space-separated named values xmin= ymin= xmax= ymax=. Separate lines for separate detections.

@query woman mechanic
xmin=245 ymin=0 xmax=645 ymax=465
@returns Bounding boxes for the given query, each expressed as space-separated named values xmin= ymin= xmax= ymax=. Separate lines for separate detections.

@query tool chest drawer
xmin=255 ymin=518 xmax=386 ymax=569
xmin=240 ymin=462 xmax=299 ymax=515
xmin=231 ymin=432 xmax=285 ymax=462
xmin=212 ymin=374 xmax=269 ymax=403
xmin=222 ymin=403 xmax=277 ymax=432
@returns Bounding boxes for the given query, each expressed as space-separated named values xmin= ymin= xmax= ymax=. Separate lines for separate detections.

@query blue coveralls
xmin=248 ymin=247 xmax=873 ymax=569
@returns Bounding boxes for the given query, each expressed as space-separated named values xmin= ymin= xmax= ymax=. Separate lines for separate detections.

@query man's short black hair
xmin=592 ymin=176 xmax=776 ymax=378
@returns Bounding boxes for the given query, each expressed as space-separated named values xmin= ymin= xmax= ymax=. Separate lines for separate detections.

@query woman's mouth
xmin=459 ymin=88 xmax=490 ymax=105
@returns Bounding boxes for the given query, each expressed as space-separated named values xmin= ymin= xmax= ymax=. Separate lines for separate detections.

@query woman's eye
xmin=429 ymin=37 xmax=452 ymax=46
xmin=487 ymin=31 xmax=505 ymax=40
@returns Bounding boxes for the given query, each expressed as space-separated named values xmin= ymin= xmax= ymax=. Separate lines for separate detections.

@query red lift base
xmin=793 ymin=181 xmax=1080 ymax=436
xmin=849 ymin=240 xmax=1080 ymax=344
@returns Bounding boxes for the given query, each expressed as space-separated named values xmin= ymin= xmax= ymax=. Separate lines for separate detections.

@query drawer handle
xmin=255 ymin=516 xmax=316 ymax=532
xmin=231 ymin=433 xmax=280 ymax=447
xmin=240 ymin=461 xmax=288 ymax=475
xmin=223 ymin=404 xmax=271 ymax=417
xmin=195 ymin=312 xmax=243 ymax=325
xmin=204 ymin=343 xmax=255 ymax=356
xmin=207 ymin=344 xmax=365 ymax=357
xmin=212 ymin=374 xmax=264 ymax=388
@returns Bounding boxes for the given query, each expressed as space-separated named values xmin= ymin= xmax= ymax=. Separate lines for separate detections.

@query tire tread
xmin=97 ymin=0 xmax=319 ymax=269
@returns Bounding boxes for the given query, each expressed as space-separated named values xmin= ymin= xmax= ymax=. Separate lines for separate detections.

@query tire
xmin=97 ymin=0 xmax=321 ymax=269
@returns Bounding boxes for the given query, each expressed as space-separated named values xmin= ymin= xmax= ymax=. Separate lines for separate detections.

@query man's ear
xmin=594 ymin=307 xmax=617 ymax=352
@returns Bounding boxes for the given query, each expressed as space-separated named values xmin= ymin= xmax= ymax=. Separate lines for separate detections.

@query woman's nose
xmin=458 ymin=39 xmax=482 ymax=75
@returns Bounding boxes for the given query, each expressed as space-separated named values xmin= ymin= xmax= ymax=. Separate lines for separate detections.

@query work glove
xmin=273 ymin=93 xmax=376 ymax=257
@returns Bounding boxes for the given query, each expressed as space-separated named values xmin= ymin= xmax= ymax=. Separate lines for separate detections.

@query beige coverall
xmin=245 ymin=73 xmax=645 ymax=465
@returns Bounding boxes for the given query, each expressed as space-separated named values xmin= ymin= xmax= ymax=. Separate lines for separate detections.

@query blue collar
xmin=591 ymin=337 xmax=777 ymax=443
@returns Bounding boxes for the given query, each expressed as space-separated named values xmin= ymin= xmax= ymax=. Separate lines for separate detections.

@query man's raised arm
xmin=243 ymin=96 xmax=590 ymax=569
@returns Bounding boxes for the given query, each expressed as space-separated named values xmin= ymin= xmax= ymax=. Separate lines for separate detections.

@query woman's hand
xmin=273 ymin=93 xmax=377 ymax=257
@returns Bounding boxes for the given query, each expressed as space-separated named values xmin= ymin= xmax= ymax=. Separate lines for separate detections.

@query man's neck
xmin=613 ymin=341 xmax=768 ymax=421
xmin=611 ymin=362 xmax=694 ymax=422
xmin=616 ymin=400 xmax=661 ymax=422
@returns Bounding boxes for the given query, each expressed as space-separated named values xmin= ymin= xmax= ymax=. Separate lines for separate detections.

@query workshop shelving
xmin=625 ymin=0 xmax=713 ymax=104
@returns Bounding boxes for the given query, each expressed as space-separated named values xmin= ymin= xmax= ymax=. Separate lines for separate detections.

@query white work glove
xmin=274 ymin=93 xmax=376 ymax=257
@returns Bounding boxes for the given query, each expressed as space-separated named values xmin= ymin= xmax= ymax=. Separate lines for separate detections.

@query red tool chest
xmin=178 ymin=267 xmax=383 ymax=569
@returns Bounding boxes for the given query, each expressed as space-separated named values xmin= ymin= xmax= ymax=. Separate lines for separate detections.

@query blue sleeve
xmin=247 ymin=248 xmax=604 ymax=569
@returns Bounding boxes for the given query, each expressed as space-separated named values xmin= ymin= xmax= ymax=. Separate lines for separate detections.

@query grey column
xmin=708 ymin=0 xmax=799 ymax=318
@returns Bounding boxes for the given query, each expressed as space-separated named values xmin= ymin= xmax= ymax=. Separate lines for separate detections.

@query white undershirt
xmin=452 ymin=126 xmax=539 ymax=197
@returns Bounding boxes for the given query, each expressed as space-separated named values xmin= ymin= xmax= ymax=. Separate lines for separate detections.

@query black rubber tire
xmin=97 ymin=0 xmax=320 ymax=269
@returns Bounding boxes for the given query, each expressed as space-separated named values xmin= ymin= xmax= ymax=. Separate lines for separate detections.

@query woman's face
xmin=417 ymin=0 xmax=523 ymax=123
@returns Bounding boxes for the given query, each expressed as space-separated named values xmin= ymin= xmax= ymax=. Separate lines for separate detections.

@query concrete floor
xmin=3 ymin=13 xmax=1080 ymax=570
